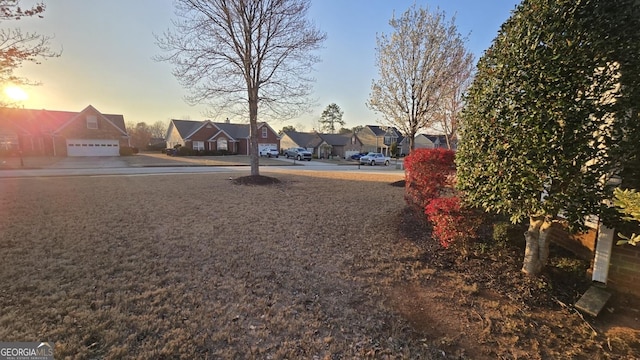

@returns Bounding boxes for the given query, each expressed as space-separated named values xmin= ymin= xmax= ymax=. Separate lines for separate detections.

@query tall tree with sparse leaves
xmin=456 ymin=0 xmax=640 ymax=276
xmin=368 ymin=4 xmax=473 ymax=153
xmin=434 ymin=60 xmax=474 ymax=150
xmin=0 ymin=1 xmax=58 ymax=105
xmin=156 ymin=0 xmax=325 ymax=176
xmin=319 ymin=103 xmax=344 ymax=134
xmin=149 ymin=120 xmax=167 ymax=139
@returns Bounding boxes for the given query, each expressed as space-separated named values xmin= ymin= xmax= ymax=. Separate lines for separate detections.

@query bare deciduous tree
xmin=367 ymin=4 xmax=473 ymax=153
xmin=156 ymin=0 xmax=325 ymax=176
xmin=434 ymin=63 xmax=473 ymax=150
xmin=0 ymin=1 xmax=59 ymax=105
xmin=149 ymin=120 xmax=167 ymax=139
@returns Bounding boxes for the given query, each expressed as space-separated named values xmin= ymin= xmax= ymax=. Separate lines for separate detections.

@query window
xmin=217 ymin=139 xmax=228 ymax=151
xmin=261 ymin=127 xmax=268 ymax=138
xmin=86 ymin=115 xmax=98 ymax=129
xmin=384 ymin=135 xmax=396 ymax=145
xmin=193 ymin=141 xmax=205 ymax=151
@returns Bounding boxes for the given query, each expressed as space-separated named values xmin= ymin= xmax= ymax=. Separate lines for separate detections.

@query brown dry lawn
xmin=0 ymin=171 xmax=638 ymax=359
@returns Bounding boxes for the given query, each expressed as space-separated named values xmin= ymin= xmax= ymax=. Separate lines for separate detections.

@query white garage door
xmin=258 ymin=143 xmax=278 ymax=153
xmin=66 ymin=139 xmax=120 ymax=157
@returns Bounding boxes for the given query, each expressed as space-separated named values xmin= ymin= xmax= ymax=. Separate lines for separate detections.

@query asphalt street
xmin=0 ymin=156 xmax=404 ymax=178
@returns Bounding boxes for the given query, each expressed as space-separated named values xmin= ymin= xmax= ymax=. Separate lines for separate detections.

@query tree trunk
xmin=408 ymin=128 xmax=416 ymax=153
xmin=248 ymin=86 xmax=260 ymax=176
xmin=521 ymin=216 xmax=553 ymax=276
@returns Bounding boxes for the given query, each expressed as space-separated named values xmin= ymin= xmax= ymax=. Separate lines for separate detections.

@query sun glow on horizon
xmin=4 ymin=86 xmax=29 ymax=102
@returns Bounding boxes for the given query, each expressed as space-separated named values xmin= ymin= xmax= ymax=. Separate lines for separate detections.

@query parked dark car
xmin=165 ymin=148 xmax=176 ymax=156
xmin=350 ymin=152 xmax=367 ymax=160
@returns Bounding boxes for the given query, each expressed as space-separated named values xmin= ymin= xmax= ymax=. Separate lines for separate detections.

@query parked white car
xmin=359 ymin=152 xmax=390 ymax=166
xmin=260 ymin=148 xmax=279 ymax=158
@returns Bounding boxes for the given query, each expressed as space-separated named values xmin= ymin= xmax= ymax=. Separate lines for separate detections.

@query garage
xmin=66 ymin=139 xmax=120 ymax=157
xmin=258 ymin=143 xmax=278 ymax=154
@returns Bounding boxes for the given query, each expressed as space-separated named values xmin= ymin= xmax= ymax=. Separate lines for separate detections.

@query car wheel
xmin=275 ymin=155 xmax=279 ymax=158
xmin=297 ymin=155 xmax=301 ymax=161
xmin=307 ymin=158 xmax=311 ymax=161
xmin=370 ymin=160 xmax=375 ymax=166
xmin=384 ymin=160 xmax=389 ymax=166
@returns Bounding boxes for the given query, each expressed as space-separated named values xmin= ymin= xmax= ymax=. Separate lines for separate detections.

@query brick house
xmin=549 ymin=220 xmax=640 ymax=297
xmin=166 ymin=119 xmax=280 ymax=155
xmin=0 ymin=105 xmax=129 ymax=157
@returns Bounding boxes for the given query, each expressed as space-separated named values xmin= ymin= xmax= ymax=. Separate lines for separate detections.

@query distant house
xmin=356 ymin=125 xmax=403 ymax=156
xmin=280 ymin=131 xmax=363 ymax=159
xmin=0 ymin=105 xmax=129 ymax=157
xmin=399 ymin=134 xmax=435 ymax=156
xmin=399 ymin=134 xmax=455 ymax=155
xmin=165 ymin=119 xmax=279 ymax=155
xmin=316 ymin=133 xmax=361 ymax=159
xmin=279 ymin=131 xmax=323 ymax=154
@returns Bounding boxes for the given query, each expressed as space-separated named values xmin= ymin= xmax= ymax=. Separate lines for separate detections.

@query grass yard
xmin=0 ymin=171 xmax=638 ymax=359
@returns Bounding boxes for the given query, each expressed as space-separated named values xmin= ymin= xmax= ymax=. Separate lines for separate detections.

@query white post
xmin=592 ymin=224 xmax=615 ymax=284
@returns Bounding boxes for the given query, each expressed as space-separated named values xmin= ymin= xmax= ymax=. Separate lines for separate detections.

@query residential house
xmin=165 ymin=119 xmax=279 ymax=155
xmin=399 ymin=134 xmax=454 ymax=156
xmin=0 ymin=105 xmax=129 ymax=157
xmin=316 ymin=133 xmax=361 ymax=159
xmin=279 ymin=131 xmax=323 ymax=155
xmin=280 ymin=131 xmax=363 ymax=159
xmin=356 ymin=125 xmax=403 ymax=156
xmin=548 ymin=217 xmax=640 ymax=298
xmin=426 ymin=134 xmax=457 ymax=150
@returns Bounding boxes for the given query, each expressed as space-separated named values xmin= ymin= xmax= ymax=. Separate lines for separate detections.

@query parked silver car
xmin=359 ymin=152 xmax=390 ymax=166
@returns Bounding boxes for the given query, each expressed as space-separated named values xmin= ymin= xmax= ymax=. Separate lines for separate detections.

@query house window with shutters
xmin=262 ymin=127 xmax=268 ymax=138
xmin=86 ymin=115 xmax=98 ymax=129
xmin=217 ymin=138 xmax=228 ymax=151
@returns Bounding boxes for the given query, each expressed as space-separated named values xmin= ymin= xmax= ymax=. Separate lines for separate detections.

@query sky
xmin=7 ymin=0 xmax=521 ymax=132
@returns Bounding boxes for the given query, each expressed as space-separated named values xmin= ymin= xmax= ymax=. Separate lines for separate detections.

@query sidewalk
xmin=0 ymin=152 xmax=289 ymax=170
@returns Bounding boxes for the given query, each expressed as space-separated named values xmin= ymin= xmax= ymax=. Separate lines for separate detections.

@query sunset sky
xmin=9 ymin=0 xmax=520 ymax=132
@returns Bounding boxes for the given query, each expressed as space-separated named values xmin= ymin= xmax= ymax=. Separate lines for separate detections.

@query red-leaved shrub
xmin=404 ymin=148 xmax=482 ymax=252
xmin=425 ymin=196 xmax=481 ymax=251
xmin=404 ymin=148 xmax=456 ymax=210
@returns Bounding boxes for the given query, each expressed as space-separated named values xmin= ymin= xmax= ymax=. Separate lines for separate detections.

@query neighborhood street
xmin=0 ymin=154 xmax=404 ymax=178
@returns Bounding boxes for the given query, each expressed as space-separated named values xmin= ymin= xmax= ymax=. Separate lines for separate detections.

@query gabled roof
xmin=171 ymin=119 xmax=277 ymax=141
xmin=425 ymin=134 xmax=448 ymax=145
xmin=215 ymin=122 xmax=249 ymax=138
xmin=357 ymin=125 xmax=404 ymax=147
xmin=0 ymin=105 xmax=127 ymax=136
xmin=399 ymin=133 xmax=428 ymax=145
xmin=171 ymin=119 xmax=204 ymax=139
xmin=208 ymin=129 xmax=237 ymax=142
xmin=318 ymin=133 xmax=351 ymax=146
xmin=55 ymin=105 xmax=128 ymax=136
xmin=283 ymin=131 xmax=323 ymax=148
xmin=364 ymin=125 xmax=402 ymax=137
